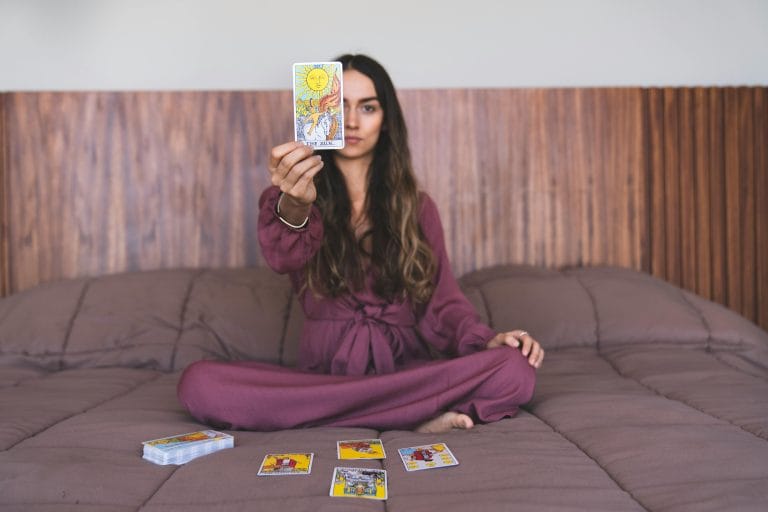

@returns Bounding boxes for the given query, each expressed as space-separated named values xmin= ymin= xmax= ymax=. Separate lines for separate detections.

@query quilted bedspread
xmin=1 ymin=265 xmax=766 ymax=511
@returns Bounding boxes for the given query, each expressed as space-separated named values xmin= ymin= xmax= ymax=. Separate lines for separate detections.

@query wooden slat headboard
xmin=1 ymin=87 xmax=766 ymax=332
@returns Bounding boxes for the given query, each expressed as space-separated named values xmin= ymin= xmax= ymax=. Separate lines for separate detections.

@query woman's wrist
xmin=276 ymin=192 xmax=311 ymax=229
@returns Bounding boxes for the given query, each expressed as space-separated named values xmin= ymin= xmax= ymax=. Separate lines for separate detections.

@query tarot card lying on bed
xmin=397 ymin=442 xmax=459 ymax=471
xmin=337 ymin=439 xmax=386 ymax=460
xmin=329 ymin=467 xmax=387 ymax=500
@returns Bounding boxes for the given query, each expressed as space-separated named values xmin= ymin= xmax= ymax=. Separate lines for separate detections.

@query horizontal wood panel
xmin=1 ymin=87 xmax=766 ymax=332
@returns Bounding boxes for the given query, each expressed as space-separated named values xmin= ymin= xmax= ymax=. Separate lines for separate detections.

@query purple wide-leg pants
xmin=177 ymin=347 xmax=535 ymax=431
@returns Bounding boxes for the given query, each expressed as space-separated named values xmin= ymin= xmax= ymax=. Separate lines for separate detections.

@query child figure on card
xmin=178 ymin=54 xmax=543 ymax=433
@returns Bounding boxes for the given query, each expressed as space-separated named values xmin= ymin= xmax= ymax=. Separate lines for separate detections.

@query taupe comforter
xmin=1 ymin=265 xmax=766 ymax=511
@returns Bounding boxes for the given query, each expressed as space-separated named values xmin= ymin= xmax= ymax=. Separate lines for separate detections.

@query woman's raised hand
xmin=268 ymin=141 xmax=324 ymax=204
xmin=267 ymin=141 xmax=324 ymax=223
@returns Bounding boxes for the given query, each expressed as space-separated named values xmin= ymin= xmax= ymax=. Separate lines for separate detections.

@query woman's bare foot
xmin=415 ymin=412 xmax=474 ymax=433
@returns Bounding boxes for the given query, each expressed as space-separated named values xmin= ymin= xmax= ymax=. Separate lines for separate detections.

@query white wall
xmin=1 ymin=0 xmax=766 ymax=91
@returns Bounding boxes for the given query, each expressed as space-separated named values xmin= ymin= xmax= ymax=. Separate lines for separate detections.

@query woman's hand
xmin=486 ymin=330 xmax=544 ymax=369
xmin=267 ymin=141 xmax=324 ymax=223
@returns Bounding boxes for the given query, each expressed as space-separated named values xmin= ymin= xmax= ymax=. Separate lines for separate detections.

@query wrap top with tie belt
xmin=299 ymin=297 xmax=432 ymax=376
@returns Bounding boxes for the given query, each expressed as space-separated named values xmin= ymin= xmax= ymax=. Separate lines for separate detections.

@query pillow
xmin=461 ymin=265 xmax=768 ymax=366
xmin=175 ymin=268 xmax=293 ymax=370
xmin=460 ymin=265 xmax=597 ymax=350
xmin=0 ymin=268 xmax=295 ymax=372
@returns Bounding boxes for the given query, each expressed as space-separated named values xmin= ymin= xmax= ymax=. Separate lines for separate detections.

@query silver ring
xmin=519 ymin=331 xmax=529 ymax=338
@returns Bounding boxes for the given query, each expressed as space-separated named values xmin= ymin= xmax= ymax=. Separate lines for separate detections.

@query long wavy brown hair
xmin=307 ymin=54 xmax=436 ymax=304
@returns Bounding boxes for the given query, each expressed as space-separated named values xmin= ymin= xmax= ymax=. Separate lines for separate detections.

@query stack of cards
xmin=142 ymin=430 xmax=233 ymax=465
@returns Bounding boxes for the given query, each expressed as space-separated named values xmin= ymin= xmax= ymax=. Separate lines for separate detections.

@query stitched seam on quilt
xmin=169 ymin=269 xmax=205 ymax=371
xmin=136 ymin=464 xmax=183 ymax=511
xmin=676 ymin=286 xmax=768 ymax=381
xmin=136 ymin=494 xmax=390 ymax=510
xmin=2 ymin=371 xmax=164 ymax=452
xmin=476 ymin=283 xmax=494 ymax=330
xmin=597 ymin=349 xmax=768 ymax=442
xmin=621 ymin=272 xmax=768 ymax=380
xmin=572 ymin=273 xmax=601 ymax=352
xmin=573 ymin=271 xmax=768 ymax=432
xmin=676 ymin=287 xmax=714 ymax=353
xmin=59 ymin=278 xmax=93 ymax=370
xmin=578 ymin=273 xmax=767 ymax=440
xmin=0 ymin=371 xmax=49 ymax=389
xmin=708 ymin=350 xmax=768 ymax=382
xmin=525 ymin=408 xmax=650 ymax=511
xmin=200 ymin=316 xmax=234 ymax=360
xmin=565 ymin=274 xmax=651 ymax=509
xmin=0 ymin=343 xmax=189 ymax=356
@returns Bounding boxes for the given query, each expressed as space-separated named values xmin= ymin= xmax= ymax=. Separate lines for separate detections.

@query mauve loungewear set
xmin=177 ymin=186 xmax=535 ymax=430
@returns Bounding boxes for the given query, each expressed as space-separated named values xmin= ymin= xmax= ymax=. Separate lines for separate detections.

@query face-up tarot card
xmin=337 ymin=439 xmax=386 ymax=460
xmin=293 ymin=62 xmax=344 ymax=150
xmin=257 ymin=453 xmax=314 ymax=476
xmin=397 ymin=442 xmax=459 ymax=471
xmin=329 ymin=467 xmax=387 ymax=500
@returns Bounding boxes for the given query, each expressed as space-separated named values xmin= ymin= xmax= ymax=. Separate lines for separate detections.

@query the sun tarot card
xmin=293 ymin=62 xmax=344 ymax=150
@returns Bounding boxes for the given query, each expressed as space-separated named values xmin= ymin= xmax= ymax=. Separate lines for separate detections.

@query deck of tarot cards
xmin=142 ymin=430 xmax=234 ymax=465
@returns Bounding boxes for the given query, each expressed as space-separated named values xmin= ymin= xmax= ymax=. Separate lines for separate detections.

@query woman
xmin=178 ymin=54 xmax=543 ymax=433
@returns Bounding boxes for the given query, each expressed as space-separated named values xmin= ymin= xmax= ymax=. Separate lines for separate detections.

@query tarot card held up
xmin=397 ymin=443 xmax=459 ymax=472
xmin=257 ymin=453 xmax=314 ymax=476
xmin=337 ymin=439 xmax=386 ymax=460
xmin=330 ymin=467 xmax=387 ymax=500
xmin=293 ymin=62 xmax=344 ymax=149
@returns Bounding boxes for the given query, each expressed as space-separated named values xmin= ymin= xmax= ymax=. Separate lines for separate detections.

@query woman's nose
xmin=345 ymin=107 xmax=357 ymax=128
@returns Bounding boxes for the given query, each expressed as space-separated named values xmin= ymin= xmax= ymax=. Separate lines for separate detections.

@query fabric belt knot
xmin=330 ymin=302 xmax=415 ymax=376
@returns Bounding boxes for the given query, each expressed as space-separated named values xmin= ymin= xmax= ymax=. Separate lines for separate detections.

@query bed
xmin=1 ymin=263 xmax=766 ymax=511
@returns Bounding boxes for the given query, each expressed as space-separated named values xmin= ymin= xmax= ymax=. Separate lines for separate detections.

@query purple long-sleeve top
xmin=257 ymin=186 xmax=495 ymax=376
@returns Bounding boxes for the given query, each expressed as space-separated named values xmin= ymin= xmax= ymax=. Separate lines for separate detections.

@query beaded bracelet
xmin=276 ymin=193 xmax=309 ymax=229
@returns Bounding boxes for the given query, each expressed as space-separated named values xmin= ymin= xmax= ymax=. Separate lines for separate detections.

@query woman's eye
xmin=362 ymin=104 xmax=378 ymax=113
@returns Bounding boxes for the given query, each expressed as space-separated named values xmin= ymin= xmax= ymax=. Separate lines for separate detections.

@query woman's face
xmin=335 ymin=69 xmax=384 ymax=165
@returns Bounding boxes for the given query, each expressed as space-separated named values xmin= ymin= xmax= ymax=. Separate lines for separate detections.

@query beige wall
xmin=1 ymin=0 xmax=767 ymax=91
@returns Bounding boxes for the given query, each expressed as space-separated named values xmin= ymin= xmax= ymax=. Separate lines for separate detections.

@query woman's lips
xmin=345 ymin=136 xmax=362 ymax=145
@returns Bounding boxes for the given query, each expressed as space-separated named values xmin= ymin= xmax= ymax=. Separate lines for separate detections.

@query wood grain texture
xmin=0 ymin=94 xmax=7 ymax=297
xmin=1 ymin=87 xmax=766 ymax=332
xmin=756 ymin=87 xmax=768 ymax=330
xmin=4 ymin=91 xmax=291 ymax=293
xmin=693 ymin=88 xmax=711 ymax=299
xmin=645 ymin=87 xmax=767 ymax=330
xmin=708 ymin=89 xmax=727 ymax=307
xmin=400 ymin=88 xmax=646 ymax=277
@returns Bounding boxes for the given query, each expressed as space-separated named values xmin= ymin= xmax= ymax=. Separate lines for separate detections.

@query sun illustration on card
xmin=295 ymin=64 xmax=335 ymax=99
